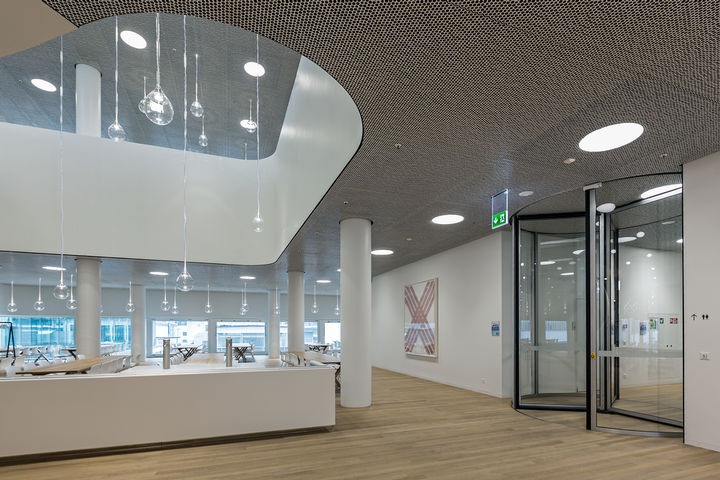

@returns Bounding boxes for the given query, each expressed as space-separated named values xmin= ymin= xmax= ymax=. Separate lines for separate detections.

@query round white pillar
xmin=75 ymin=64 xmax=101 ymax=137
xmin=208 ymin=320 xmax=217 ymax=353
xmin=76 ymin=257 xmax=101 ymax=357
xmin=268 ymin=290 xmax=280 ymax=359
xmin=340 ymin=218 xmax=372 ymax=408
xmin=130 ymin=284 xmax=145 ymax=363
xmin=287 ymin=271 xmax=305 ymax=355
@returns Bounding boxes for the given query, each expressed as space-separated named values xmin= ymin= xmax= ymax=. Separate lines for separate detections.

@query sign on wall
xmin=404 ymin=278 xmax=438 ymax=358
xmin=491 ymin=189 xmax=509 ymax=229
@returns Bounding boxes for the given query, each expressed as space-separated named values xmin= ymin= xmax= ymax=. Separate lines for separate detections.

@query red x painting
xmin=404 ymin=278 xmax=438 ymax=358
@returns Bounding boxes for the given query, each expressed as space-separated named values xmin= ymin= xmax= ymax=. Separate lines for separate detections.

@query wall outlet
xmin=699 ymin=352 xmax=711 ymax=361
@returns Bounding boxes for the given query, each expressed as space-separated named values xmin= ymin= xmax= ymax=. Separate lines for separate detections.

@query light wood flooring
xmin=2 ymin=368 xmax=720 ymax=479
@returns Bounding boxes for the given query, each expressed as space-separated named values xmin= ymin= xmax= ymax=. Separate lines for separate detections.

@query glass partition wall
xmin=514 ymin=174 xmax=683 ymax=436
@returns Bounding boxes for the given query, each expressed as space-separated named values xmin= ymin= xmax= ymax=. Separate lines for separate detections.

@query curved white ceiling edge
xmin=0 ymin=56 xmax=362 ymax=265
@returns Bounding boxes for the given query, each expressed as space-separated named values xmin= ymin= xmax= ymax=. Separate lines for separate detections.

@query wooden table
xmin=174 ymin=345 xmax=200 ymax=361
xmin=15 ymin=356 xmax=115 ymax=376
xmin=62 ymin=347 xmax=78 ymax=359
xmin=303 ymin=351 xmax=341 ymax=388
xmin=232 ymin=344 xmax=252 ymax=362
xmin=306 ymin=343 xmax=331 ymax=353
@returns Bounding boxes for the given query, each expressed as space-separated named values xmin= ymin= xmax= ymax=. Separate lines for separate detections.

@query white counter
xmin=0 ymin=366 xmax=335 ymax=459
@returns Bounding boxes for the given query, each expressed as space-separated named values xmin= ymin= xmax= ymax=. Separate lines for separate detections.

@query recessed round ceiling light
xmin=42 ymin=266 xmax=66 ymax=271
xmin=518 ymin=191 xmax=534 ymax=197
xmin=636 ymin=231 xmax=645 ymax=238
xmin=564 ymin=158 xmax=576 ymax=164
xmin=240 ymin=119 xmax=257 ymax=131
xmin=646 ymin=253 xmax=653 ymax=258
xmin=640 ymin=184 xmax=682 ymax=199
xmin=371 ymin=249 xmax=394 ymax=256
xmin=244 ymin=62 xmax=265 ymax=77
xmin=540 ymin=260 xmax=556 ymax=266
xmin=626 ymin=261 xmax=632 ymax=265
xmin=149 ymin=271 xmax=168 ymax=276
xmin=31 ymin=78 xmax=56 ymax=92
xmin=240 ymin=275 xmax=256 ymax=280
xmin=431 ymin=214 xmax=464 ymax=225
xmin=336 ymin=268 xmax=341 ymax=272
xmin=578 ymin=123 xmax=644 ymax=152
xmin=676 ymin=238 xmax=683 ymax=244
xmin=120 ymin=30 xmax=147 ymax=49
xmin=316 ymin=279 xmax=331 ymax=284
xmin=572 ymin=249 xmax=584 ymax=255
xmin=610 ymin=248 xmax=617 ymax=254
xmin=561 ymin=272 xmax=575 ymax=276
xmin=661 ymin=220 xmax=676 ymax=225
xmin=618 ymin=236 xmax=637 ymax=243
xmin=597 ymin=203 xmax=616 ymax=213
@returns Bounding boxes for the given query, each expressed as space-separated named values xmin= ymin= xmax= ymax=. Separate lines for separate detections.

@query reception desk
xmin=0 ymin=366 xmax=335 ymax=461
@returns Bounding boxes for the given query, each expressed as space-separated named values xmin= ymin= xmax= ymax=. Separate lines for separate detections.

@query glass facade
xmin=217 ymin=321 xmax=266 ymax=352
xmin=101 ymin=317 xmax=131 ymax=353
xmin=0 ymin=316 xmax=75 ymax=347
xmin=150 ymin=320 xmax=208 ymax=355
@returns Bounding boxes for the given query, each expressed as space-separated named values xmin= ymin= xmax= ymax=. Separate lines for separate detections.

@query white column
xmin=340 ymin=218 xmax=372 ymax=408
xmin=208 ymin=320 xmax=217 ymax=354
xmin=287 ymin=271 xmax=305 ymax=355
xmin=75 ymin=64 xmax=101 ymax=137
xmin=317 ymin=321 xmax=326 ymax=344
xmin=268 ymin=291 xmax=280 ymax=359
xmin=76 ymin=257 xmax=101 ymax=357
xmin=130 ymin=284 xmax=145 ymax=363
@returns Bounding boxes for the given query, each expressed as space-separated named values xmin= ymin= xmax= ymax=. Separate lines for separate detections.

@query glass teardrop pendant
xmin=66 ymin=297 xmax=78 ymax=310
xmin=176 ymin=270 xmax=194 ymax=292
xmin=312 ymin=303 xmax=319 ymax=314
xmin=251 ymin=214 xmax=264 ymax=233
xmin=7 ymin=302 xmax=18 ymax=313
xmin=34 ymin=278 xmax=45 ymax=312
xmin=144 ymin=86 xmax=174 ymax=125
xmin=204 ymin=303 xmax=213 ymax=314
xmin=190 ymin=54 xmax=203 ymax=117
xmin=7 ymin=281 xmax=18 ymax=313
xmin=199 ymin=115 xmax=208 ymax=147
xmin=160 ymin=299 xmax=171 ymax=312
xmin=53 ymin=273 xmax=69 ymax=300
xmin=108 ymin=121 xmax=126 ymax=141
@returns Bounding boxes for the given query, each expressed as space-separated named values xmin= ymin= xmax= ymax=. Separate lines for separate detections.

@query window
xmin=150 ymin=320 xmax=208 ymax=355
xmin=217 ymin=321 xmax=266 ymax=352
xmin=0 ymin=316 xmax=74 ymax=347
xmin=324 ymin=322 xmax=341 ymax=349
xmin=280 ymin=321 xmax=318 ymax=349
xmin=101 ymin=317 xmax=131 ymax=354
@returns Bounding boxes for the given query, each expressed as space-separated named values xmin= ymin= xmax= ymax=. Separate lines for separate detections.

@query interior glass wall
xmin=100 ymin=317 xmax=131 ymax=354
xmin=216 ymin=321 xmax=266 ymax=353
xmin=150 ymin=320 xmax=208 ymax=355
xmin=516 ymin=216 xmax=586 ymax=408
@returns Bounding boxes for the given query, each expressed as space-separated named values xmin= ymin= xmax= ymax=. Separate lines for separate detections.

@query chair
xmin=247 ymin=344 xmax=255 ymax=361
xmin=287 ymin=353 xmax=299 ymax=367
xmin=308 ymin=360 xmax=325 ymax=367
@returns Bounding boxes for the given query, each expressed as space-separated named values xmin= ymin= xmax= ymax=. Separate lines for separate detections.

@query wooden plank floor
xmin=2 ymin=368 xmax=720 ymax=479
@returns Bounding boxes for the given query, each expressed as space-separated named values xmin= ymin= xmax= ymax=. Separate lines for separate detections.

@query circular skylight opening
xmin=640 ymin=184 xmax=682 ymax=199
xmin=240 ymin=275 xmax=256 ymax=280
xmin=371 ymin=249 xmax=394 ymax=256
xmin=578 ymin=123 xmax=644 ymax=152
xmin=31 ymin=78 xmax=56 ymax=92
xmin=597 ymin=203 xmax=616 ymax=213
xmin=120 ymin=30 xmax=147 ymax=49
xmin=431 ymin=214 xmax=464 ymax=225
xmin=572 ymin=249 xmax=584 ymax=255
xmin=244 ymin=62 xmax=265 ymax=77
xmin=636 ymin=231 xmax=645 ymax=238
xmin=316 ymin=279 xmax=331 ymax=284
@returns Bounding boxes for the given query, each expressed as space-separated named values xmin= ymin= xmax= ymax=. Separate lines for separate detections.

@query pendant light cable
xmin=255 ymin=33 xmax=262 ymax=221
xmin=58 ymin=36 xmax=65 ymax=288
xmin=155 ymin=13 xmax=161 ymax=88
xmin=114 ymin=17 xmax=119 ymax=124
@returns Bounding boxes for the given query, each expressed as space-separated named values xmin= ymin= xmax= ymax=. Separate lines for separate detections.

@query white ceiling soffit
xmin=0 ymin=56 xmax=362 ymax=265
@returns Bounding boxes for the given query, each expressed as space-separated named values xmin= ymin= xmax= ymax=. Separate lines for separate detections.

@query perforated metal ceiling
xmin=35 ymin=1 xmax=720 ymax=285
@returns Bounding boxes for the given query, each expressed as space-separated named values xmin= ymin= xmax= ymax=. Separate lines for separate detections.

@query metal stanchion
xmin=163 ymin=338 xmax=170 ymax=369
xmin=225 ymin=337 xmax=233 ymax=367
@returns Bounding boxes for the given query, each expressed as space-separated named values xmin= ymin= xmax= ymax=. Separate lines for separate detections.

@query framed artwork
xmin=404 ymin=278 xmax=438 ymax=358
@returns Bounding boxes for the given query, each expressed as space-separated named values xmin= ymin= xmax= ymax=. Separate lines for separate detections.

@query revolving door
xmin=514 ymin=174 xmax=683 ymax=435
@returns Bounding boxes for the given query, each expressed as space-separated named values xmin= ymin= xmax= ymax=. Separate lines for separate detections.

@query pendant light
xmin=240 ymin=281 xmax=248 ymax=316
xmin=273 ymin=287 xmax=280 ymax=315
xmin=204 ymin=283 xmax=213 ymax=314
xmin=137 ymin=75 xmax=148 ymax=113
xmin=176 ymin=16 xmax=193 ymax=292
xmin=66 ymin=274 xmax=78 ymax=310
xmin=311 ymin=284 xmax=319 ymax=314
xmin=52 ymin=36 xmax=69 ymax=301
xmin=250 ymin=34 xmax=264 ymax=234
xmin=7 ymin=281 xmax=18 ymax=313
xmin=108 ymin=16 xmax=126 ymax=141
xmin=160 ymin=277 xmax=171 ymax=311
xmin=190 ymin=53 xmax=204 ymax=117
xmin=125 ymin=281 xmax=135 ymax=313
xmin=33 ymin=277 xmax=45 ymax=312
xmin=240 ymin=99 xmax=257 ymax=133
xmin=143 ymin=13 xmax=174 ymax=125
xmin=171 ymin=287 xmax=179 ymax=315
xmin=199 ymin=114 xmax=208 ymax=147
xmin=334 ymin=288 xmax=340 ymax=316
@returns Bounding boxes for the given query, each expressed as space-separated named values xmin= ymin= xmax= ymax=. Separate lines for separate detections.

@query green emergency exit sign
xmin=492 ymin=210 xmax=508 ymax=229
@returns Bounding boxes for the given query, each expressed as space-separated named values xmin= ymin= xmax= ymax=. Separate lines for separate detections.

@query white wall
xmin=371 ymin=231 xmax=513 ymax=397
xmin=0 ymin=58 xmax=361 ymax=266
xmin=684 ymin=151 xmax=720 ymax=452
